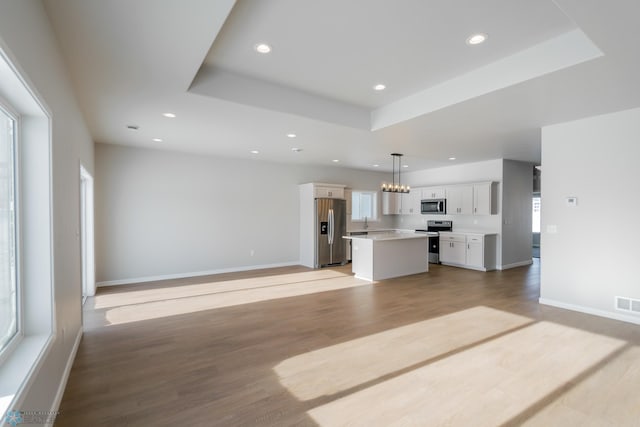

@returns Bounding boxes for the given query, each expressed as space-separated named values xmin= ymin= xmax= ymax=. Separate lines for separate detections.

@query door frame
xmin=80 ymin=165 xmax=95 ymax=299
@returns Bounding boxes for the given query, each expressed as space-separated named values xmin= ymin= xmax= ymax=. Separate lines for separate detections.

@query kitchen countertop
xmin=440 ymin=230 xmax=498 ymax=235
xmin=344 ymin=231 xmax=430 ymax=241
xmin=347 ymin=228 xmax=397 ymax=233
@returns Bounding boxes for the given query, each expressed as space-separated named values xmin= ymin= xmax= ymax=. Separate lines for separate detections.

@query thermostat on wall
xmin=565 ymin=196 xmax=578 ymax=207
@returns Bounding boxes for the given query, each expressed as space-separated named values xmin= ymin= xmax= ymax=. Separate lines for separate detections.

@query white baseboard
xmin=96 ymin=261 xmax=301 ymax=287
xmin=498 ymin=259 xmax=533 ymax=270
xmin=49 ymin=327 xmax=83 ymax=419
xmin=539 ymin=298 xmax=640 ymax=326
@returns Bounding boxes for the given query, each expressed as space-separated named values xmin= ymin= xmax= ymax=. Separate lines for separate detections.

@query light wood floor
xmin=56 ymin=261 xmax=640 ymax=426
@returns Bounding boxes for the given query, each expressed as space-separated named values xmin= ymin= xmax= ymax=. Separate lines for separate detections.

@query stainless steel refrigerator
xmin=315 ymin=198 xmax=347 ymax=267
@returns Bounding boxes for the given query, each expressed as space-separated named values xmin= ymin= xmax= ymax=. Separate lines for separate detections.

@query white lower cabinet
xmin=465 ymin=235 xmax=484 ymax=269
xmin=439 ymin=232 xmax=497 ymax=271
xmin=439 ymin=233 xmax=466 ymax=265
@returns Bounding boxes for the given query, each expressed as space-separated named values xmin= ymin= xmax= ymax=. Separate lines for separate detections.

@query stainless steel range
xmin=416 ymin=220 xmax=453 ymax=263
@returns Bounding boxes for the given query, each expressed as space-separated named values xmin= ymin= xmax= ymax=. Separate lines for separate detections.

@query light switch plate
xmin=547 ymin=225 xmax=558 ymax=234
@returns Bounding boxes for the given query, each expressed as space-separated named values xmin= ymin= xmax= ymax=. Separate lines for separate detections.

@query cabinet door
xmin=473 ymin=183 xmax=492 ymax=215
xmin=440 ymin=241 xmax=466 ymax=264
xmin=421 ymin=187 xmax=445 ymax=199
xmin=401 ymin=191 xmax=421 ymax=215
xmin=314 ymin=186 xmax=345 ymax=199
xmin=446 ymin=185 xmax=473 ymax=215
xmin=439 ymin=233 xmax=466 ymax=265
xmin=466 ymin=235 xmax=484 ymax=268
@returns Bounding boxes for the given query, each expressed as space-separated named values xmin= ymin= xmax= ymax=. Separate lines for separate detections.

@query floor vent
xmin=615 ymin=296 xmax=640 ymax=314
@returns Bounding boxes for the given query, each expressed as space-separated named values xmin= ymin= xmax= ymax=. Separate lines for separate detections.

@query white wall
xmin=95 ymin=143 xmax=393 ymax=284
xmin=541 ymin=107 xmax=640 ymax=323
xmin=502 ymin=160 xmax=533 ymax=268
xmin=0 ymin=0 xmax=94 ymax=414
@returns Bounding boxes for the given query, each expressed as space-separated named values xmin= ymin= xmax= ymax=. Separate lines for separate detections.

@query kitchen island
xmin=344 ymin=231 xmax=432 ymax=281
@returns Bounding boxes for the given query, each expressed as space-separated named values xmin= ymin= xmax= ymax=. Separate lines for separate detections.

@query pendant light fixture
xmin=381 ymin=153 xmax=410 ymax=193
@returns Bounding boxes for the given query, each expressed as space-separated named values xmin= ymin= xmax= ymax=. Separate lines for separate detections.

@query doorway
xmin=532 ymin=165 xmax=541 ymax=258
xmin=532 ymin=193 xmax=540 ymax=258
xmin=80 ymin=166 xmax=95 ymax=302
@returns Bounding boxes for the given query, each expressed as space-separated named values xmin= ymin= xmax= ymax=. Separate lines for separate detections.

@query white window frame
xmin=0 ymin=99 xmax=22 ymax=365
xmin=0 ymin=40 xmax=54 ymax=421
xmin=351 ymin=190 xmax=379 ymax=222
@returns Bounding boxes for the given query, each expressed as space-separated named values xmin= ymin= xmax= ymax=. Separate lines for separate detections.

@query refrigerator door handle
xmin=328 ymin=209 xmax=334 ymax=244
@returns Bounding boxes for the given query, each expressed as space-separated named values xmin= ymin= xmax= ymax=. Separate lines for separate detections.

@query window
xmin=0 ymin=104 xmax=18 ymax=356
xmin=532 ymin=195 xmax=541 ymax=233
xmin=351 ymin=191 xmax=378 ymax=221
xmin=0 ymin=42 xmax=53 ymax=419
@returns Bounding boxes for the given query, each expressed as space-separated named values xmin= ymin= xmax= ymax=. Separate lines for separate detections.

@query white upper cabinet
xmin=473 ymin=182 xmax=493 ymax=215
xmin=382 ymin=192 xmax=402 ymax=215
xmin=446 ymin=185 xmax=473 ymax=215
xmin=421 ymin=187 xmax=446 ymax=199
xmin=314 ymin=185 xmax=345 ymax=199
xmin=401 ymin=189 xmax=422 ymax=215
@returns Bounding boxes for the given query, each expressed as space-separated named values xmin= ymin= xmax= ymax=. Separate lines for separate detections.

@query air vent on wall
xmin=615 ymin=296 xmax=640 ymax=314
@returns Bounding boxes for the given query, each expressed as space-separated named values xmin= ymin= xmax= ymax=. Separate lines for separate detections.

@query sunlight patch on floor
xmin=521 ymin=345 xmax=640 ymax=426
xmin=306 ymin=321 xmax=626 ymax=426
xmin=274 ymin=306 xmax=533 ymax=400
xmin=96 ymin=273 xmax=369 ymax=327
xmin=91 ymin=269 xmax=349 ymax=309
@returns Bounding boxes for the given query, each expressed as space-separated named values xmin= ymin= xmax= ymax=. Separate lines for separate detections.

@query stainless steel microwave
xmin=421 ymin=198 xmax=446 ymax=215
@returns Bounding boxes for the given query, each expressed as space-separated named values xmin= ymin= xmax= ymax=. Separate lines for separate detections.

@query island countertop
xmin=344 ymin=231 xmax=437 ymax=241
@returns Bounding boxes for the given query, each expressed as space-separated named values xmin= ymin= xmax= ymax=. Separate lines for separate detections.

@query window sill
xmin=0 ymin=334 xmax=52 ymax=419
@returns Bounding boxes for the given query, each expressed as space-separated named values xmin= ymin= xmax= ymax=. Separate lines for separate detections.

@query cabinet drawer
xmin=467 ymin=235 xmax=483 ymax=243
xmin=439 ymin=233 xmax=465 ymax=243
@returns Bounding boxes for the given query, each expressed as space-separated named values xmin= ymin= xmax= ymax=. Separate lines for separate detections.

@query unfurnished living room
xmin=1 ymin=1 xmax=640 ymax=426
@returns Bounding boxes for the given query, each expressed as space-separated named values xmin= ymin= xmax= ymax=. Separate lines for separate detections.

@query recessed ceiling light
xmin=287 ymin=133 xmax=297 ymax=138
xmin=466 ymin=33 xmax=488 ymax=45
xmin=254 ymin=43 xmax=272 ymax=54
xmin=449 ymin=157 xmax=457 ymax=160
xmin=332 ymin=159 xmax=340 ymax=163
xmin=250 ymin=150 xmax=259 ymax=154
xmin=372 ymin=164 xmax=379 ymax=167
xmin=162 ymin=113 xmax=176 ymax=118
xmin=402 ymin=164 xmax=409 ymax=168
xmin=373 ymin=84 xmax=386 ymax=91
xmin=291 ymin=147 xmax=302 ymax=153
xmin=127 ymin=125 xmax=139 ymax=130
xmin=152 ymin=138 xmax=163 ymax=142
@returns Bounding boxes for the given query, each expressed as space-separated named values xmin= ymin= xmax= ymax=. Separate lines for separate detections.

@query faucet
xmin=363 ymin=216 xmax=368 ymax=230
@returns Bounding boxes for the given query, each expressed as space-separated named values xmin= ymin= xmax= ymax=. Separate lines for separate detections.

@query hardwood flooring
xmin=56 ymin=261 xmax=640 ymax=426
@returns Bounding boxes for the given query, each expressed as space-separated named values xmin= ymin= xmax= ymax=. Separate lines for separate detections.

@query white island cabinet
xmin=346 ymin=232 xmax=429 ymax=281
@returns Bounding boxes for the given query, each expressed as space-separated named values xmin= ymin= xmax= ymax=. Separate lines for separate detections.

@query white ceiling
xmin=43 ymin=0 xmax=640 ymax=172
